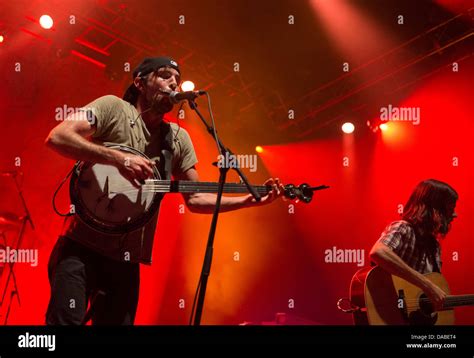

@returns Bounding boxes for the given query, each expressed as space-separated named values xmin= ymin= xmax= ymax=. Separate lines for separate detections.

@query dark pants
xmin=46 ymin=236 xmax=139 ymax=325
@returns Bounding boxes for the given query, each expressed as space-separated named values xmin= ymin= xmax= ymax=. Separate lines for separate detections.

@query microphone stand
xmin=187 ymin=98 xmax=260 ymax=326
xmin=1 ymin=173 xmax=35 ymax=324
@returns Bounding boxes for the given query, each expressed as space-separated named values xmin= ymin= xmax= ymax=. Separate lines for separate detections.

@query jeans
xmin=46 ymin=236 xmax=139 ymax=325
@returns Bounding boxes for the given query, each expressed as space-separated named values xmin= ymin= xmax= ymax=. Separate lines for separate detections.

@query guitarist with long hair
xmin=369 ymin=179 xmax=458 ymax=313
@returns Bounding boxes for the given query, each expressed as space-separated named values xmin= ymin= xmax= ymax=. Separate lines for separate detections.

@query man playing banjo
xmin=45 ymin=57 xmax=284 ymax=325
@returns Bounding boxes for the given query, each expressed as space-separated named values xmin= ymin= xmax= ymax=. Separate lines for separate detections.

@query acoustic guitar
xmin=349 ymin=266 xmax=474 ymax=325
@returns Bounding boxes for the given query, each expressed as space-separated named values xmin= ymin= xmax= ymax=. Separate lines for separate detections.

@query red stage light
xmin=379 ymin=123 xmax=388 ymax=131
xmin=0 ymin=35 xmax=4 ymax=43
xmin=255 ymin=146 xmax=264 ymax=153
xmin=39 ymin=15 xmax=54 ymax=29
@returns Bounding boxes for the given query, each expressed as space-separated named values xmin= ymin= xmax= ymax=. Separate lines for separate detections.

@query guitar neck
xmin=444 ymin=294 xmax=474 ymax=309
xmin=145 ymin=180 xmax=270 ymax=195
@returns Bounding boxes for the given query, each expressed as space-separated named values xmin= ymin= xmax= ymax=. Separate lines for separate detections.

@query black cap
xmin=123 ymin=56 xmax=181 ymax=105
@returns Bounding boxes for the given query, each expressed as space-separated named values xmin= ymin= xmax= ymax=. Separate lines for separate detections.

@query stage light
xmin=341 ymin=122 xmax=355 ymax=134
xmin=255 ymin=146 xmax=264 ymax=153
xmin=181 ymin=80 xmax=195 ymax=92
xmin=0 ymin=35 xmax=4 ymax=43
xmin=379 ymin=123 xmax=389 ymax=131
xmin=39 ymin=15 xmax=54 ymax=29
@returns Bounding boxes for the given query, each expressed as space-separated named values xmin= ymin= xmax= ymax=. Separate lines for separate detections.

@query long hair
xmin=402 ymin=179 xmax=458 ymax=240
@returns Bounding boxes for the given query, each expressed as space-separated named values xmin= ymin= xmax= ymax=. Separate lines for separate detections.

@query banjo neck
xmin=141 ymin=180 xmax=270 ymax=195
xmin=108 ymin=179 xmax=327 ymax=203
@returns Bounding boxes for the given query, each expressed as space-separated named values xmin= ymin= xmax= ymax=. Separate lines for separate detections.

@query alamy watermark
xmin=55 ymin=105 xmax=96 ymax=125
xmin=18 ymin=332 xmax=55 ymax=351
xmin=217 ymin=152 xmax=257 ymax=172
xmin=324 ymin=246 xmax=365 ymax=267
xmin=0 ymin=247 xmax=38 ymax=267
xmin=380 ymin=104 xmax=420 ymax=125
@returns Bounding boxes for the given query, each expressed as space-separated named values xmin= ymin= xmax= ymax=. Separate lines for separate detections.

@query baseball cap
xmin=123 ymin=56 xmax=180 ymax=105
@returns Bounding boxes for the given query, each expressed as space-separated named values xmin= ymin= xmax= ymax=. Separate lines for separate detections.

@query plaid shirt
xmin=378 ymin=220 xmax=442 ymax=274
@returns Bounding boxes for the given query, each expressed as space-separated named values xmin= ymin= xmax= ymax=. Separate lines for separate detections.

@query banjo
xmin=70 ymin=144 xmax=326 ymax=234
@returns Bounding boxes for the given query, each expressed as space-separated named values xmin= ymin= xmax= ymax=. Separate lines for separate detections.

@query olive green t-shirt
xmin=62 ymin=95 xmax=198 ymax=264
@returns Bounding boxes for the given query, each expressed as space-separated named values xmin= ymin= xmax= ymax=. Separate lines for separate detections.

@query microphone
xmin=160 ymin=89 xmax=206 ymax=104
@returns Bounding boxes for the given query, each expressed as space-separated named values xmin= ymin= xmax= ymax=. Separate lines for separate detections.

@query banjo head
xmin=70 ymin=145 xmax=163 ymax=234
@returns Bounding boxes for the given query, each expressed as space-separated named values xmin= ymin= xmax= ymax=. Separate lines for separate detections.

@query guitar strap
xmin=157 ymin=121 xmax=174 ymax=180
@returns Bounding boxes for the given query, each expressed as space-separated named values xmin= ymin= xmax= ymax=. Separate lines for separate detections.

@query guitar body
xmin=350 ymin=266 xmax=454 ymax=325
xmin=70 ymin=144 xmax=163 ymax=234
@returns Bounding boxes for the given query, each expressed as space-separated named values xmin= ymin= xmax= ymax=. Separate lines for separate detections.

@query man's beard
xmin=149 ymin=92 xmax=173 ymax=115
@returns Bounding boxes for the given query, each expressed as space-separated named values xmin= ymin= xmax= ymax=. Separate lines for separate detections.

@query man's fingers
xmin=140 ymin=160 xmax=154 ymax=178
xmin=273 ymin=178 xmax=281 ymax=195
xmin=259 ymin=178 xmax=286 ymax=202
xmin=129 ymin=156 xmax=154 ymax=178
xmin=272 ymin=184 xmax=279 ymax=195
xmin=276 ymin=178 xmax=282 ymax=195
xmin=264 ymin=178 xmax=274 ymax=186
xmin=262 ymin=177 xmax=286 ymax=200
xmin=278 ymin=184 xmax=285 ymax=194
xmin=125 ymin=174 xmax=141 ymax=189
xmin=131 ymin=166 xmax=147 ymax=182
xmin=134 ymin=160 xmax=155 ymax=180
